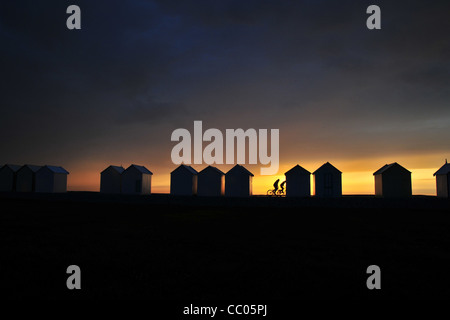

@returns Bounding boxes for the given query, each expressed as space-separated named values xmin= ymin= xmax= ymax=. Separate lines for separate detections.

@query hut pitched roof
xmin=171 ymin=164 xmax=198 ymax=175
xmin=127 ymin=164 xmax=152 ymax=175
xmin=434 ymin=162 xmax=450 ymax=176
xmin=226 ymin=164 xmax=254 ymax=177
xmin=44 ymin=166 xmax=69 ymax=174
xmin=101 ymin=165 xmax=125 ymax=174
xmin=21 ymin=165 xmax=42 ymax=173
xmin=1 ymin=164 xmax=22 ymax=172
xmin=199 ymin=165 xmax=225 ymax=176
xmin=285 ymin=164 xmax=310 ymax=176
xmin=313 ymin=162 xmax=341 ymax=175
xmin=373 ymin=162 xmax=410 ymax=175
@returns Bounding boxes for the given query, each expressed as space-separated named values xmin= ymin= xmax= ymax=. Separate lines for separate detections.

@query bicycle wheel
xmin=267 ymin=189 xmax=275 ymax=196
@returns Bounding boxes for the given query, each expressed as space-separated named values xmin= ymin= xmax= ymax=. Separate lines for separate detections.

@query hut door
xmin=324 ymin=173 xmax=332 ymax=196
xmin=135 ymin=179 xmax=142 ymax=193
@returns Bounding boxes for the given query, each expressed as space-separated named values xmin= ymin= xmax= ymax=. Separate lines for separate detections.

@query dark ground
xmin=1 ymin=192 xmax=450 ymax=300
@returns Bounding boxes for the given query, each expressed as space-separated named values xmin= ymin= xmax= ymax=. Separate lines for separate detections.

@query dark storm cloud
xmin=0 ymin=0 xmax=179 ymax=160
xmin=0 ymin=0 xmax=449 ymax=169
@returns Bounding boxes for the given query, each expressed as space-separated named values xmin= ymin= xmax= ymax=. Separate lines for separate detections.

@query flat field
xmin=1 ymin=192 xmax=449 ymax=299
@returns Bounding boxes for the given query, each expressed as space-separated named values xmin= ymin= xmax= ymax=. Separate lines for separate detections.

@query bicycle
xmin=267 ymin=188 xmax=285 ymax=196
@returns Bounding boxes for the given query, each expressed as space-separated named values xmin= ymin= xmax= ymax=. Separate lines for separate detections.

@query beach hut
xmin=313 ymin=162 xmax=342 ymax=197
xmin=35 ymin=165 xmax=69 ymax=193
xmin=433 ymin=160 xmax=450 ymax=198
xmin=197 ymin=166 xmax=225 ymax=196
xmin=284 ymin=164 xmax=311 ymax=197
xmin=121 ymin=164 xmax=152 ymax=195
xmin=373 ymin=162 xmax=411 ymax=197
xmin=16 ymin=165 xmax=42 ymax=192
xmin=0 ymin=164 xmax=21 ymax=192
xmin=225 ymin=165 xmax=253 ymax=197
xmin=100 ymin=165 xmax=125 ymax=194
xmin=170 ymin=165 xmax=198 ymax=196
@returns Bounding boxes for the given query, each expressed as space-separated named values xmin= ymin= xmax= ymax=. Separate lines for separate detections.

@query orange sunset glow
xmin=66 ymin=154 xmax=441 ymax=196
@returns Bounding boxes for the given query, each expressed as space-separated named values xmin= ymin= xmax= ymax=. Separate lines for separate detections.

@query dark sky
xmin=0 ymin=0 xmax=449 ymax=193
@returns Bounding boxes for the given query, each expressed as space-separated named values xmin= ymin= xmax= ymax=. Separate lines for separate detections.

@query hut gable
xmin=225 ymin=165 xmax=254 ymax=197
xmin=197 ymin=166 xmax=225 ymax=197
xmin=313 ymin=162 xmax=342 ymax=197
xmin=433 ymin=162 xmax=450 ymax=176
xmin=434 ymin=160 xmax=450 ymax=198
xmin=226 ymin=164 xmax=254 ymax=177
xmin=101 ymin=165 xmax=125 ymax=175
xmin=171 ymin=164 xmax=198 ymax=176
xmin=21 ymin=165 xmax=42 ymax=173
xmin=170 ymin=165 xmax=198 ymax=196
xmin=100 ymin=165 xmax=125 ymax=194
xmin=35 ymin=165 xmax=69 ymax=193
xmin=373 ymin=162 xmax=411 ymax=197
xmin=284 ymin=164 xmax=311 ymax=197
xmin=285 ymin=164 xmax=310 ymax=177
xmin=45 ymin=166 xmax=69 ymax=174
xmin=313 ymin=162 xmax=342 ymax=175
xmin=0 ymin=164 xmax=22 ymax=192
xmin=16 ymin=165 xmax=42 ymax=192
xmin=121 ymin=164 xmax=152 ymax=195
xmin=2 ymin=164 xmax=22 ymax=172
xmin=127 ymin=164 xmax=153 ymax=175
xmin=373 ymin=162 xmax=411 ymax=176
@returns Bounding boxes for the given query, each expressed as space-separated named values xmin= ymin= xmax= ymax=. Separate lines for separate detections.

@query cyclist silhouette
xmin=273 ymin=179 xmax=280 ymax=194
xmin=280 ymin=180 xmax=286 ymax=194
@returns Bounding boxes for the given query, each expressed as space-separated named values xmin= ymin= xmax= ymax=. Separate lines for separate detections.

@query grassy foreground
xmin=1 ymin=192 xmax=450 ymax=299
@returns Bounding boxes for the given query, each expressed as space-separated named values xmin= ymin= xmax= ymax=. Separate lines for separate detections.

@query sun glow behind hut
xmin=170 ymin=165 xmax=198 ymax=196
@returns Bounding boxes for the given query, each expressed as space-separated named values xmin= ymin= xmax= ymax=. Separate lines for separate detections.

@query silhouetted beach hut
xmin=225 ymin=165 xmax=253 ymax=197
xmin=100 ymin=165 xmax=125 ymax=194
xmin=284 ymin=164 xmax=311 ymax=197
xmin=313 ymin=162 xmax=342 ymax=197
xmin=197 ymin=166 xmax=225 ymax=196
xmin=373 ymin=162 xmax=411 ymax=197
xmin=16 ymin=165 xmax=42 ymax=192
xmin=35 ymin=165 xmax=69 ymax=193
xmin=0 ymin=164 xmax=21 ymax=192
xmin=433 ymin=160 xmax=450 ymax=198
xmin=170 ymin=165 xmax=198 ymax=196
xmin=121 ymin=164 xmax=152 ymax=195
